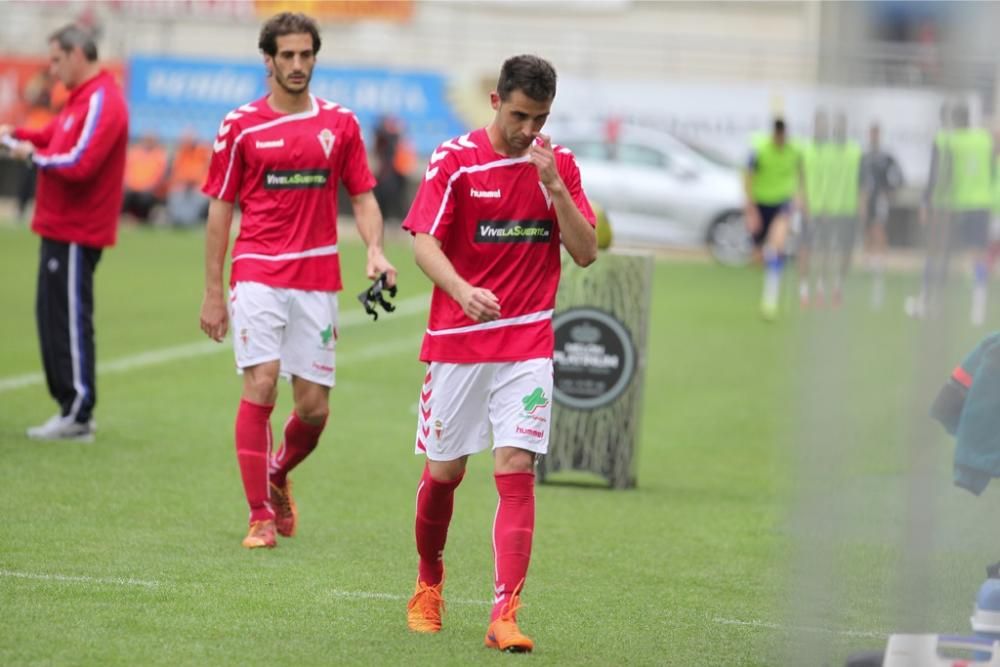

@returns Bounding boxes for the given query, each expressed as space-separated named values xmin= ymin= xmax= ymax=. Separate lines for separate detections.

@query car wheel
xmin=708 ymin=212 xmax=752 ymax=267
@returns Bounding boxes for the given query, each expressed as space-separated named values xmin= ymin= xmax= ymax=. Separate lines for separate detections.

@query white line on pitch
xmin=713 ymin=616 xmax=884 ymax=639
xmin=330 ymin=589 xmax=491 ymax=606
xmin=0 ymin=294 xmax=429 ymax=394
xmin=0 ymin=569 xmax=159 ymax=589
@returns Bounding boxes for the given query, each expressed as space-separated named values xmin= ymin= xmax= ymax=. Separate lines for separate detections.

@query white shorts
xmin=414 ymin=359 xmax=553 ymax=461
xmin=229 ymin=281 xmax=339 ymax=387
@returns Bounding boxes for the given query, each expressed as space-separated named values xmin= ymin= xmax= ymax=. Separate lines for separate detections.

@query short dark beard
xmin=274 ymin=68 xmax=311 ymax=97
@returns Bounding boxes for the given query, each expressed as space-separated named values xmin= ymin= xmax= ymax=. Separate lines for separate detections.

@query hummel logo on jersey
xmin=256 ymin=139 xmax=284 ymax=149
xmin=475 ymin=219 xmax=552 ymax=243
xmin=470 ymin=188 xmax=501 ymax=199
xmin=264 ymin=169 xmax=330 ymax=189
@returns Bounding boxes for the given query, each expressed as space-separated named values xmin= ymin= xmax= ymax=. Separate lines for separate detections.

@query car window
xmin=676 ymin=136 xmax=740 ymax=169
xmin=617 ymin=143 xmax=668 ymax=168
xmin=561 ymin=140 xmax=611 ymax=161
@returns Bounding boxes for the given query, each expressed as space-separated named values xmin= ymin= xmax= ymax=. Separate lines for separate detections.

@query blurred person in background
xmin=816 ymin=111 xmax=862 ymax=309
xmin=946 ymin=103 xmax=993 ymax=326
xmin=402 ymin=54 xmax=597 ymax=653
xmin=13 ymin=70 xmax=56 ymax=222
xmin=372 ymin=115 xmax=415 ymax=222
xmin=909 ymin=101 xmax=953 ymax=318
xmin=199 ymin=12 xmax=396 ymax=550
xmin=798 ymin=108 xmax=830 ymax=308
xmin=744 ymin=117 xmax=805 ymax=320
xmin=912 ymin=103 xmax=993 ymax=324
xmin=0 ymin=24 xmax=128 ymax=442
xmin=121 ymin=132 xmax=168 ymax=223
xmin=165 ymin=129 xmax=210 ymax=227
xmin=859 ymin=122 xmax=903 ymax=310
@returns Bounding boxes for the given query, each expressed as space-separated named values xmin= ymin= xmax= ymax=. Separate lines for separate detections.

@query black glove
xmin=357 ymin=272 xmax=397 ymax=321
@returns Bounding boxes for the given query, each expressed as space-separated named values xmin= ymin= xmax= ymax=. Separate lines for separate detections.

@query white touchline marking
xmin=713 ymin=617 xmax=884 ymax=639
xmin=0 ymin=569 xmax=159 ymax=589
xmin=330 ymin=589 xmax=492 ymax=606
xmin=0 ymin=294 xmax=430 ymax=394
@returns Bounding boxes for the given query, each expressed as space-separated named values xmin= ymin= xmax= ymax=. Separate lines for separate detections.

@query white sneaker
xmin=26 ymin=414 xmax=96 ymax=443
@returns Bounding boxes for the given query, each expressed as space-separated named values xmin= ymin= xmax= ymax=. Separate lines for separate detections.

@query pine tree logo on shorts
xmin=320 ymin=324 xmax=334 ymax=349
xmin=521 ymin=387 xmax=549 ymax=414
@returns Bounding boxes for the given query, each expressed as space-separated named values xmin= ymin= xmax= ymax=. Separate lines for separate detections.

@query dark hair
xmin=49 ymin=24 xmax=98 ymax=62
xmin=952 ymin=102 xmax=970 ymax=127
xmin=496 ymin=55 xmax=557 ymax=102
xmin=258 ymin=12 xmax=321 ymax=57
xmin=773 ymin=118 xmax=786 ymax=134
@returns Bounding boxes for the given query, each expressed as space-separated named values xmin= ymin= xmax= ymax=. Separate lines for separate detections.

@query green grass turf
xmin=1 ymin=222 xmax=998 ymax=665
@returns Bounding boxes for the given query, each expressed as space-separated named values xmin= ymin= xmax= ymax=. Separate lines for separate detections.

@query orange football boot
xmin=241 ymin=519 xmax=276 ymax=549
xmin=269 ymin=480 xmax=298 ymax=537
xmin=485 ymin=589 xmax=533 ymax=653
xmin=407 ymin=580 xmax=445 ymax=633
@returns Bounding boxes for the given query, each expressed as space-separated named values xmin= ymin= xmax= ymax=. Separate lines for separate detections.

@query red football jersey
xmin=203 ymin=95 xmax=375 ymax=291
xmin=403 ymin=127 xmax=595 ymax=363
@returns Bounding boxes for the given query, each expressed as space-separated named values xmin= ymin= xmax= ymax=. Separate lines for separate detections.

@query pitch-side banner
xmin=127 ymin=55 xmax=466 ymax=154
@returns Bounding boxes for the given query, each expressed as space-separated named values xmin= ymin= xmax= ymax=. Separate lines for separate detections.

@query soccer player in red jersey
xmin=402 ymin=55 xmax=597 ymax=652
xmin=199 ymin=13 xmax=396 ymax=549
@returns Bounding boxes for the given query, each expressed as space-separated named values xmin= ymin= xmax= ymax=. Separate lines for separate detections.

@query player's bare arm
xmin=351 ymin=190 xmax=397 ymax=287
xmin=531 ymin=134 xmax=597 ymax=267
xmin=413 ymin=232 xmax=501 ymax=323
xmin=200 ymin=198 xmax=235 ymax=342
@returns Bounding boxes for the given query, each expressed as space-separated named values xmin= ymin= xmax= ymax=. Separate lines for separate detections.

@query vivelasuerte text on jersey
xmin=202 ymin=95 xmax=376 ymax=292
xmin=402 ymin=128 xmax=596 ymax=363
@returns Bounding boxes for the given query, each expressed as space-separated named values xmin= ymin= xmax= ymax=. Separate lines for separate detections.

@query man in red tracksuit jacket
xmin=0 ymin=24 xmax=128 ymax=442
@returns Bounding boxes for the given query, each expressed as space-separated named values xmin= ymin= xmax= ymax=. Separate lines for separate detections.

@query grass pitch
xmin=1 ymin=222 xmax=997 ymax=665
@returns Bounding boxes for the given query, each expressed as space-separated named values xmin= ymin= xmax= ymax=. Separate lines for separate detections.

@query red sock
xmin=491 ymin=472 xmax=535 ymax=620
xmin=235 ymin=399 xmax=274 ymax=523
xmin=415 ymin=465 xmax=463 ymax=585
xmin=270 ymin=411 xmax=326 ymax=487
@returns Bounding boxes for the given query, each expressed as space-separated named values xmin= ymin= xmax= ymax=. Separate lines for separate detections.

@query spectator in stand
xmin=122 ymin=132 xmax=168 ymax=223
xmin=166 ymin=129 xmax=211 ymax=227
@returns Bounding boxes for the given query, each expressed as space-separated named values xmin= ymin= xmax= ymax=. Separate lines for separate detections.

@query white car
xmin=555 ymin=126 xmax=752 ymax=265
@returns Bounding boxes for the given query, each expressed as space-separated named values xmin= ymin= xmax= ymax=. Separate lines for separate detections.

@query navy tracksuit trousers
xmin=36 ymin=238 xmax=102 ymax=424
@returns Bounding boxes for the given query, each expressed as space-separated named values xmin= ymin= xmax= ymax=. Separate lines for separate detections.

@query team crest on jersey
xmin=434 ymin=419 xmax=444 ymax=440
xmin=317 ymin=128 xmax=336 ymax=158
